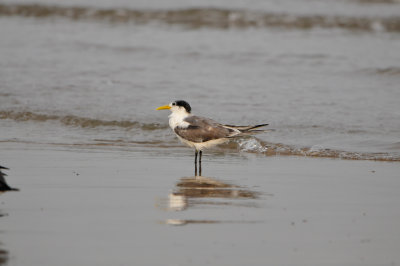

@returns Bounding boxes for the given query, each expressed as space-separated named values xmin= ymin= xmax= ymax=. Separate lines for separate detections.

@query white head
xmin=156 ymin=100 xmax=192 ymax=129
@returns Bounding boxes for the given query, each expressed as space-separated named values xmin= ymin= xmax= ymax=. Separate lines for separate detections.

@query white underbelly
xmin=176 ymin=135 xmax=228 ymax=151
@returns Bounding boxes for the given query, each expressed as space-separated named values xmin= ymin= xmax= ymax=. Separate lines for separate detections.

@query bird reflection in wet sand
xmin=0 ymin=166 xmax=16 ymax=266
xmin=0 ymin=247 xmax=8 ymax=266
xmin=161 ymin=175 xmax=264 ymax=225
xmin=156 ymin=100 xmax=269 ymax=176
xmin=174 ymin=176 xmax=259 ymax=201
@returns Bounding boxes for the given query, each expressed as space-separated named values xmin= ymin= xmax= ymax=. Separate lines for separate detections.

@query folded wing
xmin=174 ymin=116 xmax=238 ymax=143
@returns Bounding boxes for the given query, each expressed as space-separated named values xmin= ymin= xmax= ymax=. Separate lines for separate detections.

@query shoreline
xmin=1 ymin=143 xmax=399 ymax=265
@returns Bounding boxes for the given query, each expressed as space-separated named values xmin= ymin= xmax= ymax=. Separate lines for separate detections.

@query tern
xmin=156 ymin=100 xmax=268 ymax=176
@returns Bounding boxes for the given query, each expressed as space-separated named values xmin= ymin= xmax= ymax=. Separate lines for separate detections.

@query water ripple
xmin=1 ymin=3 xmax=400 ymax=32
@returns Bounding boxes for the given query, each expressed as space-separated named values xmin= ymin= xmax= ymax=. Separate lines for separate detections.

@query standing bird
xmin=156 ymin=100 xmax=268 ymax=176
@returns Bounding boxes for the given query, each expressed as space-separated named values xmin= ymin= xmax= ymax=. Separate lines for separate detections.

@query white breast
xmin=169 ymin=110 xmax=190 ymax=129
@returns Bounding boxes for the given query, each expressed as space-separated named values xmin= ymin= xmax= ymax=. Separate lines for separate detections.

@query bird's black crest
xmin=174 ymin=100 xmax=191 ymax=113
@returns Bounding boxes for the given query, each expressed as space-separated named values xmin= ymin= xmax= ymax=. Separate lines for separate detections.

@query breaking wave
xmin=1 ymin=110 xmax=399 ymax=162
xmin=355 ymin=0 xmax=400 ymax=3
xmin=233 ymin=138 xmax=400 ymax=162
xmin=0 ymin=110 xmax=167 ymax=130
xmin=66 ymin=137 xmax=400 ymax=162
xmin=1 ymin=3 xmax=400 ymax=32
xmin=366 ymin=67 xmax=400 ymax=76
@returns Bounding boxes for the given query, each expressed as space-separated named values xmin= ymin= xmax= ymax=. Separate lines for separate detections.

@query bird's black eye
xmin=172 ymin=102 xmax=176 ymax=106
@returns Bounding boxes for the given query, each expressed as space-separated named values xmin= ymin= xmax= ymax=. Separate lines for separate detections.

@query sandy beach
xmin=1 ymin=142 xmax=399 ymax=266
xmin=1 ymin=0 xmax=400 ymax=264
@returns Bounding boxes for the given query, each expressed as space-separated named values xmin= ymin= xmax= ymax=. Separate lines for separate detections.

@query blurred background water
xmin=0 ymin=0 xmax=399 ymax=160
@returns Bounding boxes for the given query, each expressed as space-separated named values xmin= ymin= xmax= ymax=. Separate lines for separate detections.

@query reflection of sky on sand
xmin=160 ymin=176 xmax=267 ymax=226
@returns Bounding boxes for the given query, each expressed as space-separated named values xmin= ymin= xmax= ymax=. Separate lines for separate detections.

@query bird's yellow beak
xmin=156 ymin=105 xmax=171 ymax=110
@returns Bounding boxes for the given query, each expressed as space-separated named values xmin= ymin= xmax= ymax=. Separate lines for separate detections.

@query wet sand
xmin=1 ymin=143 xmax=400 ymax=266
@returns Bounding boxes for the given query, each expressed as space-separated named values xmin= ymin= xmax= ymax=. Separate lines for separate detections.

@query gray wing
xmin=174 ymin=116 xmax=237 ymax=143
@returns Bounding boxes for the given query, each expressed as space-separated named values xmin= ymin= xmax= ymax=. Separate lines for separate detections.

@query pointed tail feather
xmin=224 ymin=123 xmax=270 ymax=137
xmin=224 ymin=123 xmax=269 ymax=131
xmin=235 ymin=129 xmax=273 ymax=136
xmin=245 ymin=124 xmax=269 ymax=131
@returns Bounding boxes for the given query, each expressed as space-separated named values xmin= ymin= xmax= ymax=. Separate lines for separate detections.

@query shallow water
xmin=1 ymin=0 xmax=400 ymax=161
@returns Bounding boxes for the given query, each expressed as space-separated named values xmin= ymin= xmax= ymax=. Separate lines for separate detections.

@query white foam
xmin=237 ymin=138 xmax=268 ymax=153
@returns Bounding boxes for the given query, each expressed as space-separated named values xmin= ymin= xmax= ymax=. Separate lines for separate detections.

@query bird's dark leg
xmin=199 ymin=150 xmax=202 ymax=176
xmin=194 ymin=150 xmax=198 ymax=176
